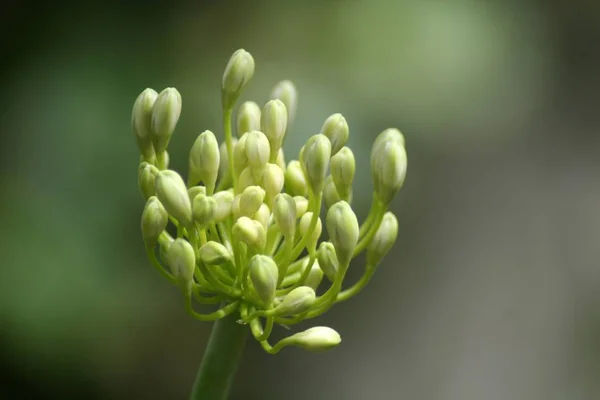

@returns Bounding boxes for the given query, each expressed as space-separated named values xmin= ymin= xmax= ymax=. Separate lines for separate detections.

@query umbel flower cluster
xmin=132 ymin=49 xmax=407 ymax=354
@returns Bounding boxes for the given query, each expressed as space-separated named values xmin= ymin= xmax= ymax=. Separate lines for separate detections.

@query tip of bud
xmin=270 ymin=80 xmax=298 ymax=126
xmin=222 ymin=49 xmax=255 ymax=110
xmin=321 ymin=113 xmax=349 ymax=155
xmin=236 ymin=101 xmax=262 ymax=137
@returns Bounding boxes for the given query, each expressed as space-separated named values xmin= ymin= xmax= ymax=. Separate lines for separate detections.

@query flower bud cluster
xmin=132 ymin=49 xmax=407 ymax=354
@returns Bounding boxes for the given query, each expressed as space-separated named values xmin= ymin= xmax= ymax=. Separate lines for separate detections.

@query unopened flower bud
xmin=273 ymin=286 xmax=316 ymax=316
xmin=132 ymin=88 xmax=158 ymax=160
xmin=276 ymin=148 xmax=286 ymax=172
xmin=317 ymin=241 xmax=339 ymax=282
xmin=141 ymin=196 xmax=168 ymax=247
xmin=213 ymin=190 xmax=234 ymax=222
xmin=236 ymin=101 xmax=261 ymax=137
xmin=293 ymin=196 xmax=309 ymax=217
xmin=232 ymin=216 xmax=266 ymax=249
xmin=367 ymin=212 xmax=399 ymax=267
xmin=330 ymin=146 xmax=355 ymax=199
xmin=282 ymin=326 xmax=341 ymax=352
xmin=151 ymin=88 xmax=182 ymax=154
xmin=301 ymin=134 xmax=331 ymax=194
xmin=285 ymin=160 xmax=308 ymax=197
xmin=138 ymin=162 xmax=159 ymax=200
xmin=371 ymin=140 xmax=407 ymax=206
xmin=249 ymin=255 xmax=279 ymax=306
xmin=299 ymin=212 xmax=322 ymax=249
xmin=326 ymin=201 xmax=359 ymax=266
xmin=237 ymin=166 xmax=256 ymax=192
xmin=320 ymin=113 xmax=348 ymax=155
xmin=372 ymin=128 xmax=405 ymax=153
xmin=187 ymin=185 xmax=207 ymax=203
xmin=303 ymin=261 xmax=324 ymax=290
xmin=192 ymin=194 xmax=216 ymax=226
xmin=254 ymin=203 xmax=270 ymax=230
xmin=323 ymin=175 xmax=342 ymax=210
xmin=199 ymin=241 xmax=232 ymax=266
xmin=261 ymin=163 xmax=284 ymax=203
xmin=167 ymin=238 xmax=196 ymax=292
xmin=222 ymin=49 xmax=255 ymax=110
xmin=273 ymin=193 xmax=297 ymax=238
xmin=219 ymin=138 xmax=238 ymax=179
xmin=270 ymin=80 xmax=298 ymax=126
xmin=154 ymin=170 xmax=192 ymax=226
xmin=261 ymin=99 xmax=288 ymax=160
xmin=245 ymin=130 xmax=270 ymax=170
xmin=233 ymin=133 xmax=249 ymax=176
xmin=239 ymin=186 xmax=265 ymax=216
xmin=188 ymin=130 xmax=220 ymax=190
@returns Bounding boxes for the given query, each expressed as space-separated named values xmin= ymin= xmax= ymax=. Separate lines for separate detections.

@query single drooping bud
xmin=249 ymin=255 xmax=279 ymax=306
xmin=273 ymin=286 xmax=316 ymax=316
xmin=299 ymin=212 xmax=322 ymax=250
xmin=154 ymin=170 xmax=193 ymax=226
xmin=293 ymin=196 xmax=309 ymax=217
xmin=270 ymin=80 xmax=298 ymax=126
xmin=317 ymin=241 xmax=339 ymax=282
xmin=212 ymin=190 xmax=234 ymax=222
xmin=132 ymin=88 xmax=158 ymax=160
xmin=303 ymin=261 xmax=324 ymax=291
xmin=261 ymin=163 xmax=284 ymax=203
xmin=273 ymin=193 xmax=297 ymax=238
xmin=167 ymin=238 xmax=196 ymax=292
xmin=236 ymin=101 xmax=261 ymax=137
xmin=219 ymin=138 xmax=238 ymax=180
xmin=330 ymin=146 xmax=355 ymax=199
xmin=187 ymin=185 xmax=207 ymax=204
xmin=238 ymin=186 xmax=265 ymax=217
xmin=281 ymin=326 xmax=341 ymax=352
xmin=222 ymin=49 xmax=255 ymax=110
xmin=371 ymin=139 xmax=407 ymax=206
xmin=141 ymin=196 xmax=168 ymax=247
xmin=188 ymin=130 xmax=220 ymax=190
xmin=285 ymin=160 xmax=308 ymax=197
xmin=301 ymin=134 xmax=331 ymax=194
xmin=199 ymin=241 xmax=232 ymax=266
xmin=320 ymin=113 xmax=349 ymax=155
xmin=245 ymin=130 xmax=270 ymax=170
xmin=367 ymin=212 xmax=399 ymax=267
xmin=232 ymin=216 xmax=266 ymax=249
xmin=192 ymin=194 xmax=217 ymax=226
xmin=138 ymin=162 xmax=159 ymax=200
xmin=323 ymin=175 xmax=342 ymax=210
xmin=151 ymin=88 xmax=182 ymax=154
xmin=261 ymin=99 xmax=288 ymax=161
xmin=326 ymin=201 xmax=359 ymax=267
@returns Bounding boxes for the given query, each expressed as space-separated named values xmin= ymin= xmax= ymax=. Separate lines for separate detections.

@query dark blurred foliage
xmin=1 ymin=1 xmax=599 ymax=399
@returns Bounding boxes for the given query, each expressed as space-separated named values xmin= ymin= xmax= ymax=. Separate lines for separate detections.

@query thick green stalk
xmin=190 ymin=314 xmax=248 ymax=400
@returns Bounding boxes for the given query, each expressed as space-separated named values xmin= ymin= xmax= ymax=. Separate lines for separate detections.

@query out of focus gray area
xmin=0 ymin=1 xmax=598 ymax=399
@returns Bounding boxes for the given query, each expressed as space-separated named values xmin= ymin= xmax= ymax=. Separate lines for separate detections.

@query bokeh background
xmin=1 ymin=1 xmax=599 ymax=399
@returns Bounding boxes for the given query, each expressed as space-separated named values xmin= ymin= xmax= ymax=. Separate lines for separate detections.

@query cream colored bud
xmin=192 ymin=194 xmax=216 ymax=226
xmin=232 ymin=216 xmax=266 ymax=249
xmin=245 ymin=130 xmax=270 ymax=170
xmin=167 ymin=238 xmax=196 ymax=292
xmin=236 ymin=101 xmax=261 ymax=137
xmin=132 ymin=88 xmax=158 ymax=160
xmin=301 ymin=134 xmax=331 ymax=194
xmin=237 ymin=166 xmax=256 ymax=193
xmin=141 ymin=196 xmax=168 ymax=247
xmin=222 ymin=49 xmax=255 ymax=110
xmin=233 ymin=133 xmax=249 ymax=176
xmin=273 ymin=286 xmax=316 ymax=316
xmin=261 ymin=163 xmax=284 ymax=203
xmin=273 ymin=193 xmax=297 ymax=238
xmin=320 ymin=113 xmax=348 ymax=155
xmin=239 ymin=186 xmax=265 ymax=216
xmin=367 ymin=212 xmax=399 ymax=267
xmin=187 ymin=185 xmax=207 ymax=204
xmin=212 ymin=190 xmax=234 ymax=222
xmin=270 ymin=80 xmax=298 ymax=126
xmin=151 ymin=88 xmax=182 ymax=154
xmin=293 ymin=196 xmax=309 ymax=217
xmin=371 ymin=140 xmax=407 ymax=206
xmin=188 ymin=130 xmax=220 ymax=190
xmin=138 ymin=162 xmax=159 ymax=200
xmin=261 ymin=99 xmax=288 ymax=160
xmin=219 ymin=138 xmax=238 ymax=179
xmin=285 ymin=160 xmax=308 ymax=197
xmin=299 ymin=212 xmax=322 ymax=249
xmin=282 ymin=326 xmax=341 ymax=352
xmin=249 ymin=255 xmax=279 ymax=306
xmin=317 ymin=241 xmax=339 ymax=282
xmin=323 ymin=175 xmax=342 ymax=210
xmin=303 ymin=261 xmax=324 ymax=291
xmin=276 ymin=148 xmax=286 ymax=172
xmin=326 ymin=201 xmax=359 ymax=266
xmin=254 ymin=203 xmax=271 ymax=230
xmin=329 ymin=146 xmax=355 ymax=199
xmin=154 ymin=170 xmax=192 ymax=227
xmin=199 ymin=241 xmax=232 ymax=266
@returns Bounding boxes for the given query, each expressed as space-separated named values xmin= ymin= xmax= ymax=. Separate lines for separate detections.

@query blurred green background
xmin=1 ymin=1 xmax=599 ymax=399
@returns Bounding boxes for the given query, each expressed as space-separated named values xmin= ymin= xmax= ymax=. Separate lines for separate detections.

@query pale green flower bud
xmin=154 ymin=170 xmax=192 ymax=226
xmin=132 ymin=88 xmax=158 ymax=160
xmin=162 ymin=151 xmax=170 ymax=169
xmin=299 ymin=212 xmax=322 ymax=249
xmin=254 ymin=203 xmax=270 ymax=230
xmin=261 ymin=163 xmax=284 ymax=203
xmin=236 ymin=101 xmax=261 ymax=137
xmin=320 ymin=113 xmax=348 ymax=155
xmin=249 ymin=255 xmax=279 ymax=306
xmin=245 ymin=130 xmax=270 ymax=170
xmin=367 ymin=212 xmax=399 ymax=267
xmin=303 ymin=261 xmax=324 ymax=290
xmin=371 ymin=141 xmax=407 ymax=206
xmin=219 ymin=138 xmax=238 ymax=179
xmin=285 ymin=160 xmax=308 ymax=197
xmin=188 ymin=130 xmax=220 ymax=190
xmin=138 ymin=162 xmax=159 ymax=200
xmin=273 ymin=193 xmax=296 ymax=238
xmin=293 ymin=196 xmax=309 ymax=217
xmin=192 ymin=194 xmax=216 ymax=226
xmin=301 ymin=134 xmax=331 ymax=194
xmin=323 ymin=175 xmax=342 ymax=210
xmin=330 ymin=146 xmax=355 ymax=199
xmin=261 ymin=99 xmax=288 ymax=160
xmin=283 ymin=326 xmax=341 ymax=352
xmin=151 ymin=88 xmax=182 ymax=154
xmin=187 ymin=185 xmax=207 ymax=203
xmin=158 ymin=232 xmax=174 ymax=264
xmin=199 ymin=241 xmax=232 ymax=266
xmin=239 ymin=186 xmax=265 ymax=216
xmin=237 ymin=166 xmax=256 ymax=192
xmin=213 ymin=190 xmax=234 ymax=222
xmin=273 ymin=286 xmax=316 ymax=316
xmin=270 ymin=80 xmax=298 ymax=126
xmin=141 ymin=196 xmax=168 ymax=247
xmin=372 ymin=128 xmax=405 ymax=153
xmin=276 ymin=148 xmax=286 ymax=172
xmin=232 ymin=216 xmax=266 ymax=249
xmin=317 ymin=241 xmax=339 ymax=282
xmin=326 ymin=201 xmax=359 ymax=266
xmin=167 ymin=238 xmax=196 ymax=291
xmin=233 ymin=133 xmax=249 ymax=176
xmin=222 ymin=49 xmax=255 ymax=110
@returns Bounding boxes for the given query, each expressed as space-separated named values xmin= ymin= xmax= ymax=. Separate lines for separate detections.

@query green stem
xmin=190 ymin=314 xmax=248 ymax=400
